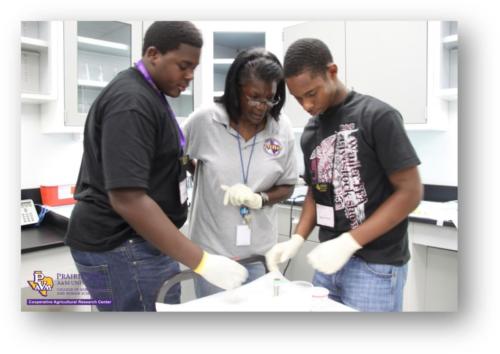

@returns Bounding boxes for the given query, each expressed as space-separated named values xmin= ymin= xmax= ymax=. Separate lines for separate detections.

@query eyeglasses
xmin=245 ymin=95 xmax=281 ymax=108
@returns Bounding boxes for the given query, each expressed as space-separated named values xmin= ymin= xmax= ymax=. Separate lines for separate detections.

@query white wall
xmin=21 ymin=104 xmax=83 ymax=188
xmin=407 ymin=101 xmax=458 ymax=186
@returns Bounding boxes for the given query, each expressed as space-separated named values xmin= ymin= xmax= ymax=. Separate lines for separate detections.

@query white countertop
xmin=289 ymin=185 xmax=458 ymax=228
xmin=410 ymin=200 xmax=458 ymax=228
xmin=156 ymin=271 xmax=356 ymax=312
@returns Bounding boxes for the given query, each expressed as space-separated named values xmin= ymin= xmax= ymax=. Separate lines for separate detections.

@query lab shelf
xmin=21 ymin=37 xmax=49 ymax=51
xmin=20 ymin=21 xmax=61 ymax=106
xmin=78 ymin=79 xmax=109 ymax=88
xmin=213 ymin=58 xmax=234 ymax=65
xmin=21 ymin=93 xmax=56 ymax=104
xmin=77 ymin=36 xmax=130 ymax=57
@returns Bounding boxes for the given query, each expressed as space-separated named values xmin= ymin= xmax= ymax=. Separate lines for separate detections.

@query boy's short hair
xmin=142 ymin=21 xmax=203 ymax=56
xmin=284 ymin=38 xmax=333 ymax=78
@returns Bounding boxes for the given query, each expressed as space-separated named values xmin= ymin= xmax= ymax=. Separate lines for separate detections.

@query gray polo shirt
xmin=183 ymin=103 xmax=298 ymax=258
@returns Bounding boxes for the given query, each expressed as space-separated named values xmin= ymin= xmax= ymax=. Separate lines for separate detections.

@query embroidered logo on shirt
xmin=263 ymin=138 xmax=283 ymax=156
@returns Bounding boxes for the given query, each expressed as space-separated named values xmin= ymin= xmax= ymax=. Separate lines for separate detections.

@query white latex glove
xmin=265 ymin=234 xmax=305 ymax=272
xmin=307 ymin=232 xmax=362 ymax=274
xmin=221 ymin=184 xmax=262 ymax=209
xmin=193 ymin=251 xmax=249 ymax=290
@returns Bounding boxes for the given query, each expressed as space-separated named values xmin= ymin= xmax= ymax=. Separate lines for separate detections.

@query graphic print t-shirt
xmin=301 ymin=91 xmax=420 ymax=265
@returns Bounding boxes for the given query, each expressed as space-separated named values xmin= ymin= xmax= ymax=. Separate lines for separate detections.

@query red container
xmin=40 ymin=185 xmax=76 ymax=206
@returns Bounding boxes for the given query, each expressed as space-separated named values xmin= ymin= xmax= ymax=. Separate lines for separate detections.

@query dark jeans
xmin=70 ymin=237 xmax=180 ymax=311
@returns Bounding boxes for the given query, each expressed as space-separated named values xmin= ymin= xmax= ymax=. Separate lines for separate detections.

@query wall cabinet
xmin=425 ymin=21 xmax=458 ymax=130
xmin=141 ymin=21 xmax=285 ymax=124
xmin=64 ymin=21 xmax=142 ymax=127
xmin=36 ymin=21 xmax=141 ymax=133
xmin=21 ymin=21 xmax=61 ymax=104
xmin=212 ymin=31 xmax=266 ymax=96
xmin=282 ymin=21 xmax=428 ymax=128
xmin=404 ymin=222 xmax=458 ymax=311
xmin=282 ymin=21 xmax=455 ymax=130
xmin=345 ymin=21 xmax=428 ymax=125
xmin=276 ymin=204 xmax=320 ymax=281
xmin=193 ymin=21 xmax=286 ymax=121
xmin=27 ymin=21 xmax=456 ymax=133
xmin=282 ymin=21 xmax=346 ymax=129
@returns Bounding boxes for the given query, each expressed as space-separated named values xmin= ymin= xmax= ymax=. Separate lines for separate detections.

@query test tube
xmin=273 ymin=278 xmax=281 ymax=297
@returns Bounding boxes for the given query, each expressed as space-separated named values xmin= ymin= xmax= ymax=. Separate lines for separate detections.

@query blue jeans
xmin=312 ymin=256 xmax=408 ymax=312
xmin=70 ymin=237 xmax=181 ymax=311
xmin=194 ymin=261 xmax=266 ymax=298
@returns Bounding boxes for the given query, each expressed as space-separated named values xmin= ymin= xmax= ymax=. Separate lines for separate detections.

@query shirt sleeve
xmin=276 ymin=115 xmax=298 ymax=185
xmin=181 ymin=108 xmax=202 ymax=159
xmin=372 ymin=110 xmax=421 ymax=175
xmin=101 ymin=110 xmax=156 ymax=190
xmin=300 ymin=126 xmax=314 ymax=186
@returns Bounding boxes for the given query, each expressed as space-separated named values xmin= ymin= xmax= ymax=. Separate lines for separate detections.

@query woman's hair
xmin=216 ymin=47 xmax=286 ymax=122
xmin=142 ymin=21 xmax=203 ymax=56
xmin=284 ymin=38 xmax=333 ymax=78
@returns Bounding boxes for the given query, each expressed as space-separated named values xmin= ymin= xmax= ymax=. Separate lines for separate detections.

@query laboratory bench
xmin=282 ymin=184 xmax=458 ymax=229
xmin=21 ymin=183 xmax=458 ymax=311
xmin=21 ymin=210 xmax=69 ymax=254
xmin=278 ymin=183 xmax=458 ymax=312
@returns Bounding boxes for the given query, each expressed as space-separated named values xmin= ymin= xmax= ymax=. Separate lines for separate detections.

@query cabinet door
xmin=425 ymin=247 xmax=458 ymax=311
xmin=283 ymin=21 xmax=346 ymax=128
xmin=21 ymin=21 xmax=60 ymax=103
xmin=64 ymin=21 xmax=142 ymax=127
xmin=212 ymin=30 xmax=266 ymax=98
xmin=345 ymin=21 xmax=427 ymax=124
xmin=285 ymin=239 xmax=318 ymax=282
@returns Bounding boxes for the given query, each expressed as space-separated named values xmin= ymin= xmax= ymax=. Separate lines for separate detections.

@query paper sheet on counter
xmin=411 ymin=200 xmax=458 ymax=228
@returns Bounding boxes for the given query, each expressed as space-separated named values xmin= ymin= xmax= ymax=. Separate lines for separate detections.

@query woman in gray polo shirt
xmin=183 ymin=48 xmax=298 ymax=298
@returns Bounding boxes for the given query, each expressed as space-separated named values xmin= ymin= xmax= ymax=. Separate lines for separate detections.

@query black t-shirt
xmin=301 ymin=91 xmax=420 ymax=265
xmin=65 ymin=67 xmax=188 ymax=251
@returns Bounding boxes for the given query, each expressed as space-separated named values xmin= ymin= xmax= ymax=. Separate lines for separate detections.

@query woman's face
xmin=239 ymin=79 xmax=278 ymax=126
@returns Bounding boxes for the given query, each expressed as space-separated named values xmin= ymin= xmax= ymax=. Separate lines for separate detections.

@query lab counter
xmin=283 ymin=185 xmax=458 ymax=229
xmin=21 ymin=207 xmax=70 ymax=253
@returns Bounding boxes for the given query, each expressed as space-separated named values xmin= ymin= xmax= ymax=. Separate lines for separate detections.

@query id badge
xmin=179 ymin=178 xmax=188 ymax=204
xmin=236 ymin=224 xmax=251 ymax=246
xmin=316 ymin=204 xmax=335 ymax=228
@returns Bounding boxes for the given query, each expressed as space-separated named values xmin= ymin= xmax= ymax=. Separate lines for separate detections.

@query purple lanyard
xmin=135 ymin=59 xmax=186 ymax=149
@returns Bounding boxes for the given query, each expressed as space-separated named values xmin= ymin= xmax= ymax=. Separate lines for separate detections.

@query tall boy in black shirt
xmin=266 ymin=38 xmax=422 ymax=311
xmin=66 ymin=22 xmax=247 ymax=311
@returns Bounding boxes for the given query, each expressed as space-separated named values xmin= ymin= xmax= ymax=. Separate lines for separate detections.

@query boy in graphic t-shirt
xmin=265 ymin=38 xmax=423 ymax=312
